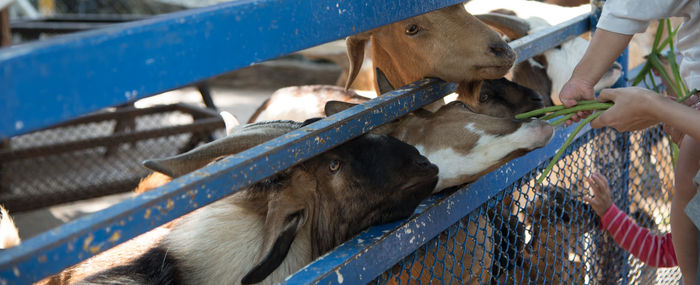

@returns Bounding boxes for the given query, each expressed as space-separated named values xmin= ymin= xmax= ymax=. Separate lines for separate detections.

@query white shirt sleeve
xmin=596 ymin=0 xmax=692 ymax=35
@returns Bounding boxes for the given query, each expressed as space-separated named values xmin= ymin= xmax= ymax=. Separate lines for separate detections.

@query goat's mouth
xmin=401 ymin=176 xmax=439 ymax=195
xmin=476 ymin=64 xmax=512 ymax=79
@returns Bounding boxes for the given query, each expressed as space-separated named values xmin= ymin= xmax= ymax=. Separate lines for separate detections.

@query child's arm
xmin=587 ymin=173 xmax=678 ymax=267
xmin=600 ymin=204 xmax=678 ymax=268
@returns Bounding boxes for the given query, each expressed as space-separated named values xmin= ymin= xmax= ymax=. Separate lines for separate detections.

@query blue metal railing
xmin=0 ymin=0 xmax=468 ymax=138
xmin=0 ymin=1 xmax=633 ymax=284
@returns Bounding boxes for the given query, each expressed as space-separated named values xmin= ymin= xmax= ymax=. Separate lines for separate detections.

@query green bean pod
xmin=536 ymin=111 xmax=603 ymax=184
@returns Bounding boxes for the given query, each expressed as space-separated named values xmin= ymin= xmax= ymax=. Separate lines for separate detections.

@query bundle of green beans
xmin=519 ymin=19 xmax=691 ymax=184
xmin=515 ymin=101 xmax=611 ymax=184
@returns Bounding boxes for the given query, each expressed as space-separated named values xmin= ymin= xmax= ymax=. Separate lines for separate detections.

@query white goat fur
xmin=0 ymin=206 xmax=20 ymax=249
xmin=162 ymin=197 xmax=312 ymax=285
xmin=410 ymin=120 xmax=553 ymax=191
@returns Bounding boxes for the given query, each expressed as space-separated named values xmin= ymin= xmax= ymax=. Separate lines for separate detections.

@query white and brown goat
xmin=324 ymin=71 xmax=553 ymax=192
xmin=77 ymin=120 xmax=438 ymax=285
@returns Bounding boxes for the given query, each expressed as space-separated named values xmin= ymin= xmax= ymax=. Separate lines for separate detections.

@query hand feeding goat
xmin=466 ymin=1 xmax=622 ymax=106
xmin=78 ymin=120 xmax=439 ymax=285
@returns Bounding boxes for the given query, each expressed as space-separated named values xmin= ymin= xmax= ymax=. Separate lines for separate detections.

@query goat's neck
xmin=164 ymin=194 xmax=313 ymax=285
xmin=388 ymin=114 xmax=426 ymax=145
xmin=371 ymin=43 xmax=419 ymax=95
xmin=455 ymin=80 xmax=484 ymax=106
xmin=309 ymin=192 xmax=358 ymax=259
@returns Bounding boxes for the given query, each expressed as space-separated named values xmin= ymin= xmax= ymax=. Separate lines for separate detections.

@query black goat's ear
xmin=241 ymin=173 xmax=313 ymax=285
xmin=241 ymin=210 xmax=305 ymax=284
xmin=324 ymin=101 xmax=358 ymax=116
xmin=375 ymin=67 xmax=395 ymax=95
xmin=301 ymin=117 xmax=323 ymax=127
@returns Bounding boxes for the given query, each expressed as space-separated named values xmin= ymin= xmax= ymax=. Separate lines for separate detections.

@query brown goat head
xmin=345 ymin=4 xmax=515 ymax=95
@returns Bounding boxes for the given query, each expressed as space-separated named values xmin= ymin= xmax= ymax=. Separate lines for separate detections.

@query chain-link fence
xmin=35 ymin=0 xmax=185 ymax=15
xmin=373 ymin=125 xmax=679 ymax=284
xmin=0 ymin=104 xmax=224 ymax=212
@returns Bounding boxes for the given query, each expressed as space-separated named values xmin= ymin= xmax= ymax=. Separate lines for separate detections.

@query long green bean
xmin=537 ymin=111 xmax=603 ymax=184
xmin=540 ymin=103 xmax=612 ymax=120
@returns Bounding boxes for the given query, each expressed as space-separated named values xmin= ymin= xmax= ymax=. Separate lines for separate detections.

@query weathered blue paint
xmin=284 ymin=122 xmax=595 ymax=284
xmin=0 ymin=79 xmax=455 ymax=284
xmin=0 ymin=0 xmax=465 ymax=138
xmin=510 ymin=13 xmax=590 ymax=65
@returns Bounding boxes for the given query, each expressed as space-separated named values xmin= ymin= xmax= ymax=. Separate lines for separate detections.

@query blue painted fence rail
xmin=0 ymin=0 xmax=468 ymax=138
xmin=0 ymin=78 xmax=454 ymax=284
xmin=0 ymin=1 xmax=609 ymax=284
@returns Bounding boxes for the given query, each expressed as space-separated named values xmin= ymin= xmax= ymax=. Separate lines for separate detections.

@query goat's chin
xmin=476 ymin=65 xmax=512 ymax=79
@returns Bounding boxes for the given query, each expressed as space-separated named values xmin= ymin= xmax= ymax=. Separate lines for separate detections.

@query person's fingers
xmin=583 ymin=196 xmax=592 ymax=204
xmin=597 ymin=89 xmax=617 ymax=103
xmin=595 ymin=172 xmax=610 ymax=185
xmin=563 ymin=98 xmax=578 ymax=108
xmin=590 ymin=115 xmax=604 ymax=128
xmin=587 ymin=176 xmax=601 ymax=193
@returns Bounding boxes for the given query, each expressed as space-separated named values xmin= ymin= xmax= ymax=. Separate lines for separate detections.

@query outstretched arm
xmin=587 ymin=173 xmax=678 ymax=268
xmin=602 ymin=204 xmax=677 ymax=268
xmin=590 ymin=87 xmax=700 ymax=142
xmin=559 ymin=29 xmax=633 ymax=108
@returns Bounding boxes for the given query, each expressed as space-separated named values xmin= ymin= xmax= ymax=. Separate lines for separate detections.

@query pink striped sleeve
xmin=600 ymin=204 xmax=678 ymax=268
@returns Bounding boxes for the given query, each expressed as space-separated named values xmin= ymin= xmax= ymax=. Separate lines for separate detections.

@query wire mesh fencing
xmin=374 ymin=125 xmax=680 ymax=284
xmin=35 ymin=0 xmax=185 ymax=16
xmin=0 ymin=104 xmax=224 ymax=212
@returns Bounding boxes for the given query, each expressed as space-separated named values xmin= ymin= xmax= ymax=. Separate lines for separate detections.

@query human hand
xmin=662 ymin=94 xmax=699 ymax=146
xmin=584 ymin=172 xmax=613 ymax=217
xmin=590 ymin=87 xmax=662 ymax=131
xmin=559 ymin=78 xmax=596 ymax=125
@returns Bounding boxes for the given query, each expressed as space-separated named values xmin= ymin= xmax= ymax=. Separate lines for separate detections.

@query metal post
xmin=0 ymin=6 xmax=9 ymax=46
xmin=590 ymin=0 xmax=631 ymax=283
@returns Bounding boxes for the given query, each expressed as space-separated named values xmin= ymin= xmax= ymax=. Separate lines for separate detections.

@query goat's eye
xmin=479 ymin=93 xmax=489 ymax=102
xmin=405 ymin=24 xmax=421 ymax=35
xmin=329 ymin=160 xmax=341 ymax=173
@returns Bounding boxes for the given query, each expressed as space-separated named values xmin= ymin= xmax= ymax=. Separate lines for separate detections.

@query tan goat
xmin=344 ymin=4 xmax=516 ymax=110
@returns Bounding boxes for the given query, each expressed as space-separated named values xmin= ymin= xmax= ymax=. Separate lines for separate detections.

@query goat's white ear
xmin=324 ymin=100 xmax=358 ymax=116
xmin=375 ymin=67 xmax=395 ymax=95
xmin=345 ymin=33 xmax=370 ymax=90
xmin=241 ymin=173 xmax=313 ymax=284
